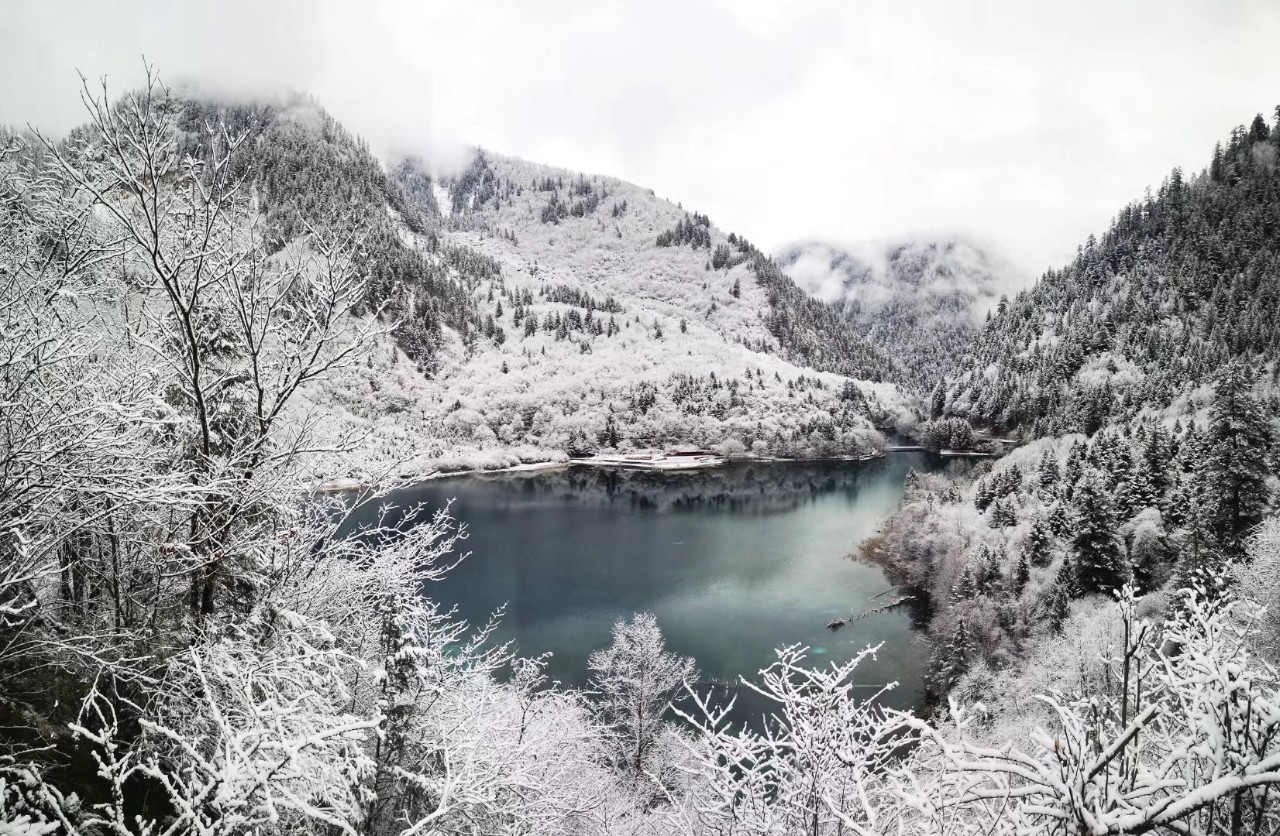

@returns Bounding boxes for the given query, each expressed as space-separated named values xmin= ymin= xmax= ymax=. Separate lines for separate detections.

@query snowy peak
xmin=778 ymin=238 xmax=1007 ymax=323
xmin=776 ymin=238 xmax=1012 ymax=392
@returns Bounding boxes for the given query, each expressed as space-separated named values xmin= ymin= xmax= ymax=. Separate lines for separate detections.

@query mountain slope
xmin=778 ymin=239 xmax=1007 ymax=394
xmin=136 ymin=92 xmax=918 ymax=477
xmin=317 ymin=152 xmax=911 ymax=474
xmin=943 ymin=111 xmax=1280 ymax=435
xmin=163 ymin=94 xmax=914 ymax=476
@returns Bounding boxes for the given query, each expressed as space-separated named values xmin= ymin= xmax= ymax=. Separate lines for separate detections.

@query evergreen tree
xmin=930 ymin=381 xmax=946 ymax=419
xmin=1122 ymin=455 xmax=1159 ymax=517
xmin=1044 ymin=558 xmax=1076 ymax=632
xmin=951 ymin=565 xmax=978 ymax=601
xmin=1199 ymin=363 xmax=1273 ymax=557
xmin=1144 ymin=423 xmax=1172 ymax=496
xmin=1063 ymin=440 xmax=1086 ymax=498
xmin=975 ymin=544 xmax=1004 ymax=594
xmin=1011 ymin=549 xmax=1031 ymax=596
xmin=1047 ymin=500 xmax=1072 ymax=538
xmin=1037 ymin=447 xmax=1059 ymax=494
xmin=1071 ymin=473 xmax=1129 ymax=594
xmin=931 ymin=618 xmax=972 ymax=693
xmin=989 ymin=496 xmax=1017 ymax=528
xmin=1025 ymin=514 xmax=1054 ymax=567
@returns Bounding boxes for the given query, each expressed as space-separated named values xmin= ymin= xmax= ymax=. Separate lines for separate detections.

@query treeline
xmin=539 ymin=175 xmax=607 ymax=223
xmin=655 ymin=212 xmax=711 ymax=248
xmin=752 ymin=254 xmax=900 ymax=383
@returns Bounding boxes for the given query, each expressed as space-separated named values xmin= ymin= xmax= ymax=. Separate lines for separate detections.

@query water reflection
xmin=455 ymin=458 xmax=894 ymax=515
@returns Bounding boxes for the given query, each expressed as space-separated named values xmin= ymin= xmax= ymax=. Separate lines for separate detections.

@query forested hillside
xmin=297 ymin=147 xmax=911 ymax=477
xmin=54 ymin=87 xmax=905 ymax=480
xmin=779 ymin=239 xmax=1005 ymax=393
xmin=170 ymin=93 xmax=483 ymax=376
xmin=944 ymin=111 xmax=1280 ymax=435
xmin=143 ymin=89 xmax=915 ymax=476
xmin=868 ymin=110 xmax=1280 ymax=725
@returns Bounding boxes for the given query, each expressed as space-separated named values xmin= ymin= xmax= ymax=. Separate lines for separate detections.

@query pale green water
xmin=356 ymin=455 xmax=941 ymax=719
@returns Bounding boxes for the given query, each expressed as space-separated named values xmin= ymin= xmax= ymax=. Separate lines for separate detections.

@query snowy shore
xmin=313 ymin=449 xmax=889 ymax=493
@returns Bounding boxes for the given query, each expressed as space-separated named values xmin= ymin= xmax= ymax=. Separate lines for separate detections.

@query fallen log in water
xmin=853 ymin=595 xmax=915 ymax=620
xmin=827 ymin=595 xmax=917 ymax=630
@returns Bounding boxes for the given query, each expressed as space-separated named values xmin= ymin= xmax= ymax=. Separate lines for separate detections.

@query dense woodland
xmin=870 ymin=363 xmax=1272 ymax=695
xmin=859 ymin=108 xmax=1280 ymax=829
xmin=943 ymin=111 xmax=1280 ymax=435
xmin=5 ymin=70 xmax=1280 ymax=836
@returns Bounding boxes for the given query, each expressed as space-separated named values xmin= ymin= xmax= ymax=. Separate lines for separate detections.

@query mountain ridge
xmin=151 ymin=92 xmax=918 ymax=477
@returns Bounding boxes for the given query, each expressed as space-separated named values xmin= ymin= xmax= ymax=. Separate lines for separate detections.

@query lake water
xmin=353 ymin=453 xmax=942 ymax=721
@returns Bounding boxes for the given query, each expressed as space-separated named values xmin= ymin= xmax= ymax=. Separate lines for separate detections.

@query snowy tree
xmin=1200 ymin=362 xmax=1273 ymax=557
xmin=1044 ymin=557 xmax=1076 ymax=632
xmin=902 ymin=582 xmax=1280 ymax=836
xmin=931 ymin=619 xmax=973 ymax=693
xmin=675 ymin=644 xmax=908 ymax=835
xmin=588 ymin=612 xmax=696 ymax=777
xmin=1025 ymin=514 xmax=1055 ymax=568
xmin=1071 ymin=472 xmax=1128 ymax=594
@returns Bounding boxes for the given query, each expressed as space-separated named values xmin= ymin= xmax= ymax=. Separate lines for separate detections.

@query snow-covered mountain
xmin=181 ymin=95 xmax=915 ymax=477
xmin=776 ymin=239 xmax=1009 ymax=396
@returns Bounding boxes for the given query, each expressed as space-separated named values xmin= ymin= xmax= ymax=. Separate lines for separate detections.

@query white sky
xmin=5 ymin=0 xmax=1280 ymax=281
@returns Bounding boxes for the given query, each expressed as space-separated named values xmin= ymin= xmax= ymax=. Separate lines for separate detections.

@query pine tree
xmin=975 ymin=475 xmax=995 ymax=511
xmin=1123 ymin=455 xmax=1159 ymax=517
xmin=975 ymin=544 xmax=1004 ymax=594
xmin=1026 ymin=514 xmax=1055 ymax=567
xmin=930 ymin=381 xmax=946 ymax=419
xmin=1048 ymin=500 xmax=1072 ymax=538
xmin=989 ymin=496 xmax=1017 ymax=528
xmin=1011 ymin=549 xmax=1031 ymax=596
xmin=1063 ymin=440 xmax=1086 ymax=499
xmin=1199 ymin=363 xmax=1273 ymax=557
xmin=951 ymin=565 xmax=978 ymax=601
xmin=1072 ymin=473 xmax=1129 ymax=594
xmin=1037 ymin=447 xmax=1060 ymax=494
xmin=931 ymin=618 xmax=972 ymax=693
xmin=1044 ymin=558 xmax=1076 ymax=632
xmin=1144 ymin=423 xmax=1172 ymax=496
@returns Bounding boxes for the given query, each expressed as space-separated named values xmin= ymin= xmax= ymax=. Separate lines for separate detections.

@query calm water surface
xmin=357 ymin=454 xmax=942 ymax=719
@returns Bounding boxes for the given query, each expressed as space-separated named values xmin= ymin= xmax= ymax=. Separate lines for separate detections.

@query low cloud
xmin=6 ymin=0 xmax=1280 ymax=280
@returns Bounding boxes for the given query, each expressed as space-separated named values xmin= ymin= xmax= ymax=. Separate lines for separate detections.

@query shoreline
xmin=313 ymin=448 xmax=900 ymax=493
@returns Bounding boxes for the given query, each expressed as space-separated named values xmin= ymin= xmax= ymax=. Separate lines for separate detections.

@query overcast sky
xmin=6 ymin=0 xmax=1280 ymax=281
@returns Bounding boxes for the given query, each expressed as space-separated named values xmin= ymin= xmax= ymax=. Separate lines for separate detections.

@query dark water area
xmin=343 ymin=454 xmax=945 ymax=724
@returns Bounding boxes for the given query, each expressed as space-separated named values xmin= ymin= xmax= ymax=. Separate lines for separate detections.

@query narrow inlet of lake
xmin=345 ymin=453 xmax=943 ymax=720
